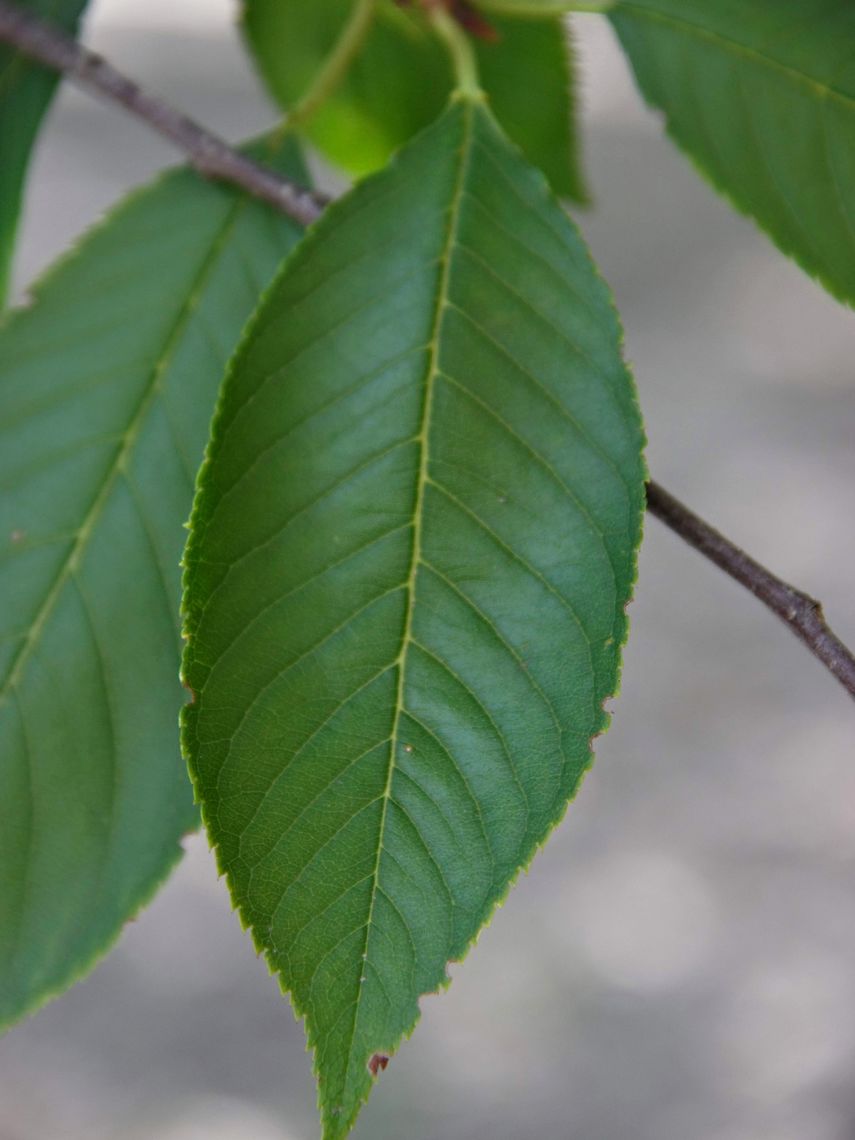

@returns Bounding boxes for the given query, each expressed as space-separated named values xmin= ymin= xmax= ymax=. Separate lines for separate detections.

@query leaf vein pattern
xmin=385 ymin=801 xmax=455 ymax=911
xmin=451 ymin=247 xmax=620 ymax=403
xmin=210 ymin=586 xmax=405 ymax=756
xmin=618 ymin=3 xmax=855 ymax=110
xmin=437 ymin=368 xmax=619 ymax=594
xmin=213 ymin=343 xmax=430 ymax=506
xmin=444 ymin=300 xmax=633 ymax=498
xmin=221 ymin=258 xmax=440 ymax=433
xmin=455 ymin=194 xmax=601 ymax=323
xmin=419 ymin=561 xmax=561 ymax=735
xmin=397 ymin=706 xmax=495 ymax=873
xmin=270 ymin=797 xmax=387 ymax=925
xmin=427 ymin=478 xmax=596 ymax=680
xmin=200 ymin=524 xmax=411 ymax=672
xmin=241 ymin=722 xmax=396 ymax=871
xmin=199 ymin=436 xmax=417 ymax=588
xmin=181 ymin=102 xmax=646 ymax=1137
xmin=0 ymin=196 xmax=249 ymax=708
xmin=122 ymin=473 xmax=184 ymax=640
xmin=408 ymin=639 xmax=529 ymax=829
xmin=295 ymin=881 xmax=374 ymax=972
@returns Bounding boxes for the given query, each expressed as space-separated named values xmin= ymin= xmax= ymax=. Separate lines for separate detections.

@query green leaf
xmin=611 ymin=0 xmax=855 ymax=306
xmin=243 ymin=0 xmax=588 ymax=201
xmin=182 ymin=97 xmax=644 ymax=1140
xmin=0 ymin=139 xmax=306 ymax=1028
xmin=0 ymin=0 xmax=90 ymax=306
xmin=479 ymin=0 xmax=613 ymax=13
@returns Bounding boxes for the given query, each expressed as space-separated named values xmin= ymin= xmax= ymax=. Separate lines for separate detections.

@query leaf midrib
xmin=0 ymin=190 xmax=249 ymax=708
xmin=341 ymin=96 xmax=477 ymax=1085
xmin=617 ymin=2 xmax=855 ymax=112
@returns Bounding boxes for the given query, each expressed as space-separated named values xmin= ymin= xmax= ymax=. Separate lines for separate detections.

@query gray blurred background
xmin=3 ymin=3 xmax=855 ymax=1138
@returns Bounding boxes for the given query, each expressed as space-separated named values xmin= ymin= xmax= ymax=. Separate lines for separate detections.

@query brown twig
xmin=0 ymin=0 xmax=326 ymax=226
xmin=1 ymin=1 xmax=853 ymax=702
xmin=647 ymin=481 xmax=855 ymax=702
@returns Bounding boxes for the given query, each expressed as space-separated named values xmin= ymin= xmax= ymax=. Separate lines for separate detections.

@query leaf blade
xmin=0 ymin=140 xmax=306 ymax=1027
xmin=479 ymin=0 xmax=613 ymax=12
xmin=0 ymin=0 xmax=90 ymax=304
xmin=183 ymin=99 xmax=644 ymax=1139
xmin=611 ymin=0 xmax=855 ymax=305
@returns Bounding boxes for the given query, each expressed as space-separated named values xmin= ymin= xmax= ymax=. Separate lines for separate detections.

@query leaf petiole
xmin=285 ymin=0 xmax=378 ymax=130
xmin=428 ymin=5 xmax=483 ymax=98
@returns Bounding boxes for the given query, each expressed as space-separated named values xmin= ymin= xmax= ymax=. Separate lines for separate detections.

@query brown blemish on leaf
xmin=10 ymin=529 xmax=25 ymax=544
xmin=368 ymin=1053 xmax=389 ymax=1077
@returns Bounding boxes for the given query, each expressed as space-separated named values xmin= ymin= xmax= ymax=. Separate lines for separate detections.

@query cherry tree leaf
xmin=612 ymin=0 xmax=855 ymax=305
xmin=182 ymin=98 xmax=644 ymax=1139
xmin=0 ymin=140 xmax=306 ymax=1027
xmin=0 ymin=0 xmax=89 ymax=304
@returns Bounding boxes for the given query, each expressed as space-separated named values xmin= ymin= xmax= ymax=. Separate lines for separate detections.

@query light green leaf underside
xmin=612 ymin=0 xmax=855 ymax=306
xmin=242 ymin=0 xmax=588 ymax=201
xmin=0 ymin=140 xmax=306 ymax=1028
xmin=0 ymin=0 xmax=89 ymax=306
xmin=182 ymin=99 xmax=644 ymax=1140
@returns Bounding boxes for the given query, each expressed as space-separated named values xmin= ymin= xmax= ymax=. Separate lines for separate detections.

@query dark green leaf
xmin=0 ymin=140 xmax=306 ymax=1028
xmin=612 ymin=0 xmax=855 ymax=305
xmin=0 ymin=0 xmax=89 ymax=305
xmin=242 ymin=0 xmax=588 ymax=200
xmin=182 ymin=97 xmax=644 ymax=1140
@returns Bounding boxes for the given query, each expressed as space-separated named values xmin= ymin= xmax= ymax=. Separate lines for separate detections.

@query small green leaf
xmin=0 ymin=0 xmax=90 ymax=306
xmin=182 ymin=98 xmax=644 ymax=1140
xmin=612 ymin=0 xmax=855 ymax=306
xmin=242 ymin=0 xmax=588 ymax=201
xmin=0 ymin=140 xmax=306 ymax=1028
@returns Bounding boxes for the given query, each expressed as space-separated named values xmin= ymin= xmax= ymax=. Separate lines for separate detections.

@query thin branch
xmin=1 ymin=2 xmax=853 ymax=702
xmin=647 ymin=481 xmax=855 ymax=702
xmin=0 ymin=0 xmax=326 ymax=227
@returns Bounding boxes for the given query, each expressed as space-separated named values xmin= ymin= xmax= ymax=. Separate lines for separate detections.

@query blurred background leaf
xmin=0 ymin=137 xmax=305 ymax=1029
xmin=242 ymin=0 xmax=588 ymax=201
xmin=0 ymin=0 xmax=90 ymax=305
xmin=612 ymin=0 xmax=855 ymax=307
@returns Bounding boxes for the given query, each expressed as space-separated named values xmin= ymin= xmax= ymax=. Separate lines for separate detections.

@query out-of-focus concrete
xmin=3 ymin=5 xmax=855 ymax=1139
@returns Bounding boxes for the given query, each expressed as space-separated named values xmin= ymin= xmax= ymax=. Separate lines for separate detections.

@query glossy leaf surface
xmin=183 ymin=98 xmax=644 ymax=1139
xmin=243 ymin=0 xmax=587 ymax=200
xmin=0 ymin=0 xmax=89 ymax=304
xmin=612 ymin=0 xmax=855 ymax=305
xmin=0 ymin=141 xmax=305 ymax=1027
